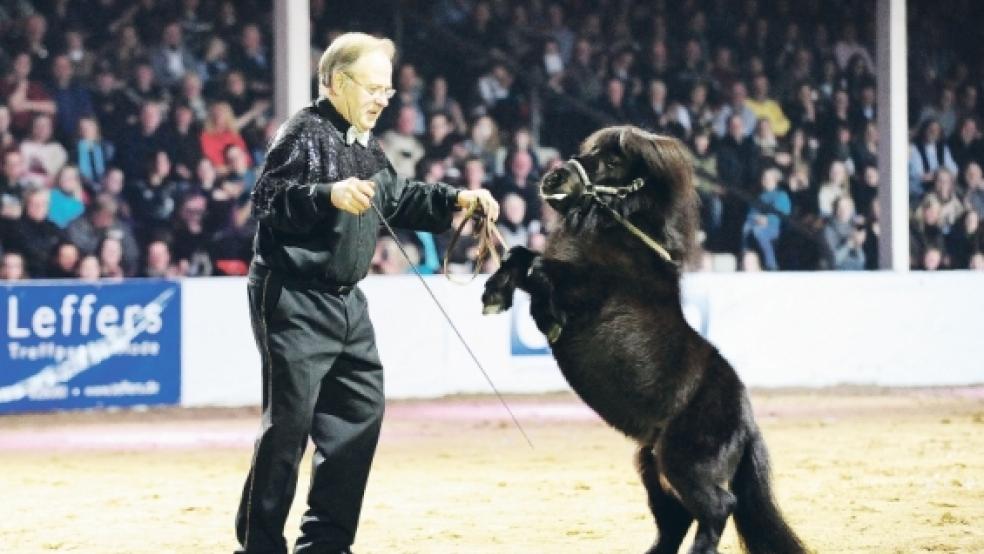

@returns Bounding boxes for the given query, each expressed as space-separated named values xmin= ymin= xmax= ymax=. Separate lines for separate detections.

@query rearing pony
xmin=482 ymin=126 xmax=807 ymax=554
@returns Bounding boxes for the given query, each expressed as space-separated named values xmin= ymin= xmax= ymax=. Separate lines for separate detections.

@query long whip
xmin=369 ymin=200 xmax=534 ymax=449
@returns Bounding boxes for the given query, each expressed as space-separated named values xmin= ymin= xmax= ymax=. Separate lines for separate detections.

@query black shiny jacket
xmin=251 ymin=98 xmax=459 ymax=286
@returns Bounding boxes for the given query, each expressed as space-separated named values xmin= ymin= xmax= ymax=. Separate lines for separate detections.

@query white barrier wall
xmin=180 ymin=271 xmax=984 ymax=406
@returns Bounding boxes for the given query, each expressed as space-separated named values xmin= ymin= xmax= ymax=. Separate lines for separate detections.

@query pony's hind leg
xmin=657 ymin=436 xmax=739 ymax=554
xmin=637 ymin=445 xmax=693 ymax=554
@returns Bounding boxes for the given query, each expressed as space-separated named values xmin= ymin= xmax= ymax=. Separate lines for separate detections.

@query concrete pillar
xmin=876 ymin=0 xmax=909 ymax=271
xmin=273 ymin=0 xmax=311 ymax=122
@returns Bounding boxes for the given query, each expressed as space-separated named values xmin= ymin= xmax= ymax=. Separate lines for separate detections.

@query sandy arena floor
xmin=0 ymin=387 xmax=982 ymax=554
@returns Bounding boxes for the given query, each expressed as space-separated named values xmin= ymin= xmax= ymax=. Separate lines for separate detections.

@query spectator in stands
xmin=752 ymin=118 xmax=779 ymax=162
xmin=89 ymin=68 xmax=129 ymax=143
xmin=462 ymin=114 xmax=500 ymax=176
xmin=220 ymin=143 xmax=255 ymax=198
xmin=10 ymin=186 xmax=63 ymax=278
xmin=0 ymin=251 xmax=27 ymax=280
xmin=683 ymin=81 xmax=715 ymax=138
xmin=380 ymin=105 xmax=424 ymax=178
xmin=823 ymin=196 xmax=866 ymax=270
xmin=48 ymin=164 xmax=85 ymax=228
xmin=564 ymin=38 xmax=603 ymax=104
xmin=949 ymin=116 xmax=983 ymax=172
xmin=424 ymin=75 xmax=467 ymax=135
xmin=911 ymin=194 xmax=945 ymax=268
xmin=117 ymin=101 xmax=168 ymax=178
xmin=123 ymin=61 xmax=171 ymax=119
xmin=128 ymin=150 xmax=184 ymax=241
xmin=477 ymin=62 xmax=523 ymax=131
xmin=746 ymin=74 xmax=790 ymax=137
xmin=97 ymin=235 xmax=125 ymax=278
xmin=946 ymin=210 xmax=983 ymax=269
xmin=497 ymin=192 xmax=530 ymax=248
xmin=163 ymin=102 xmax=202 ymax=180
xmin=63 ymin=29 xmax=96 ymax=81
xmin=0 ymin=149 xmax=31 ymax=204
xmin=150 ymin=21 xmax=198 ymax=90
xmin=742 ymin=166 xmax=790 ymax=271
xmin=929 ymin=169 xmax=964 ymax=233
xmin=177 ymin=72 xmax=208 ymax=122
xmin=919 ymin=86 xmax=959 ymax=138
xmin=220 ymin=70 xmax=270 ymax=134
xmin=20 ymin=113 xmax=67 ymax=187
xmin=717 ymin=113 xmax=757 ymax=192
xmin=851 ymin=121 xmax=879 ymax=173
xmin=459 ymin=156 xmax=489 ymax=191
xmin=851 ymin=164 xmax=881 ymax=221
xmin=691 ymin=129 xmax=723 ymax=237
xmin=142 ymin=239 xmax=176 ymax=278
xmin=493 ymin=148 xmax=541 ymax=224
xmin=66 ymin=192 xmax=140 ymax=276
xmin=423 ymin=111 xmax=459 ymax=163
xmin=818 ymin=160 xmax=851 ymax=218
xmin=713 ymin=81 xmax=756 ymax=137
xmin=230 ymin=23 xmax=271 ymax=96
xmin=48 ymin=240 xmax=80 ymax=278
xmin=964 ymin=162 xmax=984 ymax=218
xmin=850 ymin=83 xmax=877 ymax=130
xmin=785 ymin=82 xmax=819 ymax=134
xmin=105 ymin=25 xmax=147 ymax=81
xmin=834 ymin=23 xmax=874 ymax=71
xmin=76 ymin=254 xmax=100 ymax=281
xmin=74 ymin=116 xmax=113 ymax=187
xmin=49 ymin=53 xmax=93 ymax=144
xmin=1 ymin=51 xmax=56 ymax=136
xmin=199 ymin=36 xmax=231 ymax=90
xmin=0 ymin=105 xmax=14 ymax=150
xmin=634 ymin=79 xmax=681 ymax=135
xmin=200 ymin=101 xmax=250 ymax=173
xmin=594 ymin=77 xmax=634 ymax=124
xmin=170 ymin=191 xmax=212 ymax=276
xmin=909 ymin=119 xmax=959 ymax=202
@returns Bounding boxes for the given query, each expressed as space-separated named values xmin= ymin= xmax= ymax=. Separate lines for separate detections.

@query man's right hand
xmin=330 ymin=177 xmax=376 ymax=215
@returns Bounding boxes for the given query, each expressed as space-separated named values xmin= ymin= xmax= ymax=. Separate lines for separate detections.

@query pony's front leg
xmin=482 ymin=246 xmax=538 ymax=315
xmin=520 ymin=257 xmax=567 ymax=344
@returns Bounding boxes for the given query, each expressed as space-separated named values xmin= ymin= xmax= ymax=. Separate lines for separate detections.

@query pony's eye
xmin=603 ymin=158 xmax=618 ymax=169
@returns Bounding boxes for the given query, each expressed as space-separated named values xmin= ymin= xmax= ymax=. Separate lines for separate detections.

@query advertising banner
xmin=0 ymin=280 xmax=181 ymax=413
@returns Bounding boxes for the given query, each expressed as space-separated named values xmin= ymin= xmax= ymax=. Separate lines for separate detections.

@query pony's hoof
xmin=483 ymin=303 xmax=504 ymax=315
xmin=547 ymin=323 xmax=563 ymax=343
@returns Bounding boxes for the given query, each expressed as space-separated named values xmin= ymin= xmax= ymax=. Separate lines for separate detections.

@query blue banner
xmin=0 ymin=280 xmax=181 ymax=414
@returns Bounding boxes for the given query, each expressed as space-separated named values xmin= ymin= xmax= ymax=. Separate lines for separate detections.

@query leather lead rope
xmin=442 ymin=204 xmax=508 ymax=283
xmin=370 ymin=200 xmax=534 ymax=449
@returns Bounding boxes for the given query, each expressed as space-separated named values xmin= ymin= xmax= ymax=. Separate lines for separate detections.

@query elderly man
xmin=236 ymin=32 xmax=497 ymax=554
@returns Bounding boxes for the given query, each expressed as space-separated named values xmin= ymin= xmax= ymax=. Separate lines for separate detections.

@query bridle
xmin=547 ymin=157 xmax=677 ymax=265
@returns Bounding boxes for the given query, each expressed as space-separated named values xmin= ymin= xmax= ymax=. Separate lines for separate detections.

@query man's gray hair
xmin=318 ymin=32 xmax=395 ymax=88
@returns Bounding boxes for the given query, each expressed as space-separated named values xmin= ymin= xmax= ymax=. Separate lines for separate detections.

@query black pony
xmin=482 ymin=126 xmax=807 ymax=554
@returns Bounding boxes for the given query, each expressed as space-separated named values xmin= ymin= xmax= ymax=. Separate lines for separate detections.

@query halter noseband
xmin=547 ymin=157 xmax=676 ymax=266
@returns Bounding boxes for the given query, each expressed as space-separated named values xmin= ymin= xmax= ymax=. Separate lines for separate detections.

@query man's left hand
xmin=457 ymin=189 xmax=499 ymax=221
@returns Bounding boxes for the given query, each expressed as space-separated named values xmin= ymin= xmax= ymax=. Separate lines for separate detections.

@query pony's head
xmin=540 ymin=126 xmax=699 ymax=263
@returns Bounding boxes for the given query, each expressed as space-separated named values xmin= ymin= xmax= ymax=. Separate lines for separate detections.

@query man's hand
xmin=457 ymin=189 xmax=499 ymax=221
xmin=331 ymin=177 xmax=376 ymax=215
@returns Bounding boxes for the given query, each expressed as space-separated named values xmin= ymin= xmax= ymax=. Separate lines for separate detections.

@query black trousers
xmin=236 ymin=264 xmax=384 ymax=554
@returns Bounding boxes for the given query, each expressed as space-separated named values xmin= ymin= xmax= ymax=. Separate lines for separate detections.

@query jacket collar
xmin=315 ymin=97 xmax=352 ymax=133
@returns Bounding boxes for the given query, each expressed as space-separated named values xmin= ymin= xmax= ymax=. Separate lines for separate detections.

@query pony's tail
xmin=731 ymin=431 xmax=807 ymax=554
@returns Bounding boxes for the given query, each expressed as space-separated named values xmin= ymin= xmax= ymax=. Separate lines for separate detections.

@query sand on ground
xmin=0 ymin=387 xmax=982 ymax=553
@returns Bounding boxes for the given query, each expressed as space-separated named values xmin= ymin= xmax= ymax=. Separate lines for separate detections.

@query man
xmin=236 ymin=32 xmax=498 ymax=554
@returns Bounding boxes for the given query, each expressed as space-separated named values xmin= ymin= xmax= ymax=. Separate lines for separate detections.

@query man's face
xmin=26 ymin=192 xmax=49 ymax=222
xmin=3 ymin=152 xmax=24 ymax=180
xmin=335 ymin=51 xmax=393 ymax=132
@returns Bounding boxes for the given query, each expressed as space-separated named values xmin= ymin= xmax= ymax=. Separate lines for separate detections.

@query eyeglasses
xmin=343 ymin=72 xmax=396 ymax=100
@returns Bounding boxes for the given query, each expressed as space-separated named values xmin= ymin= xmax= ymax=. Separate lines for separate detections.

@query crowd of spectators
xmin=2 ymin=0 xmax=983 ymax=282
